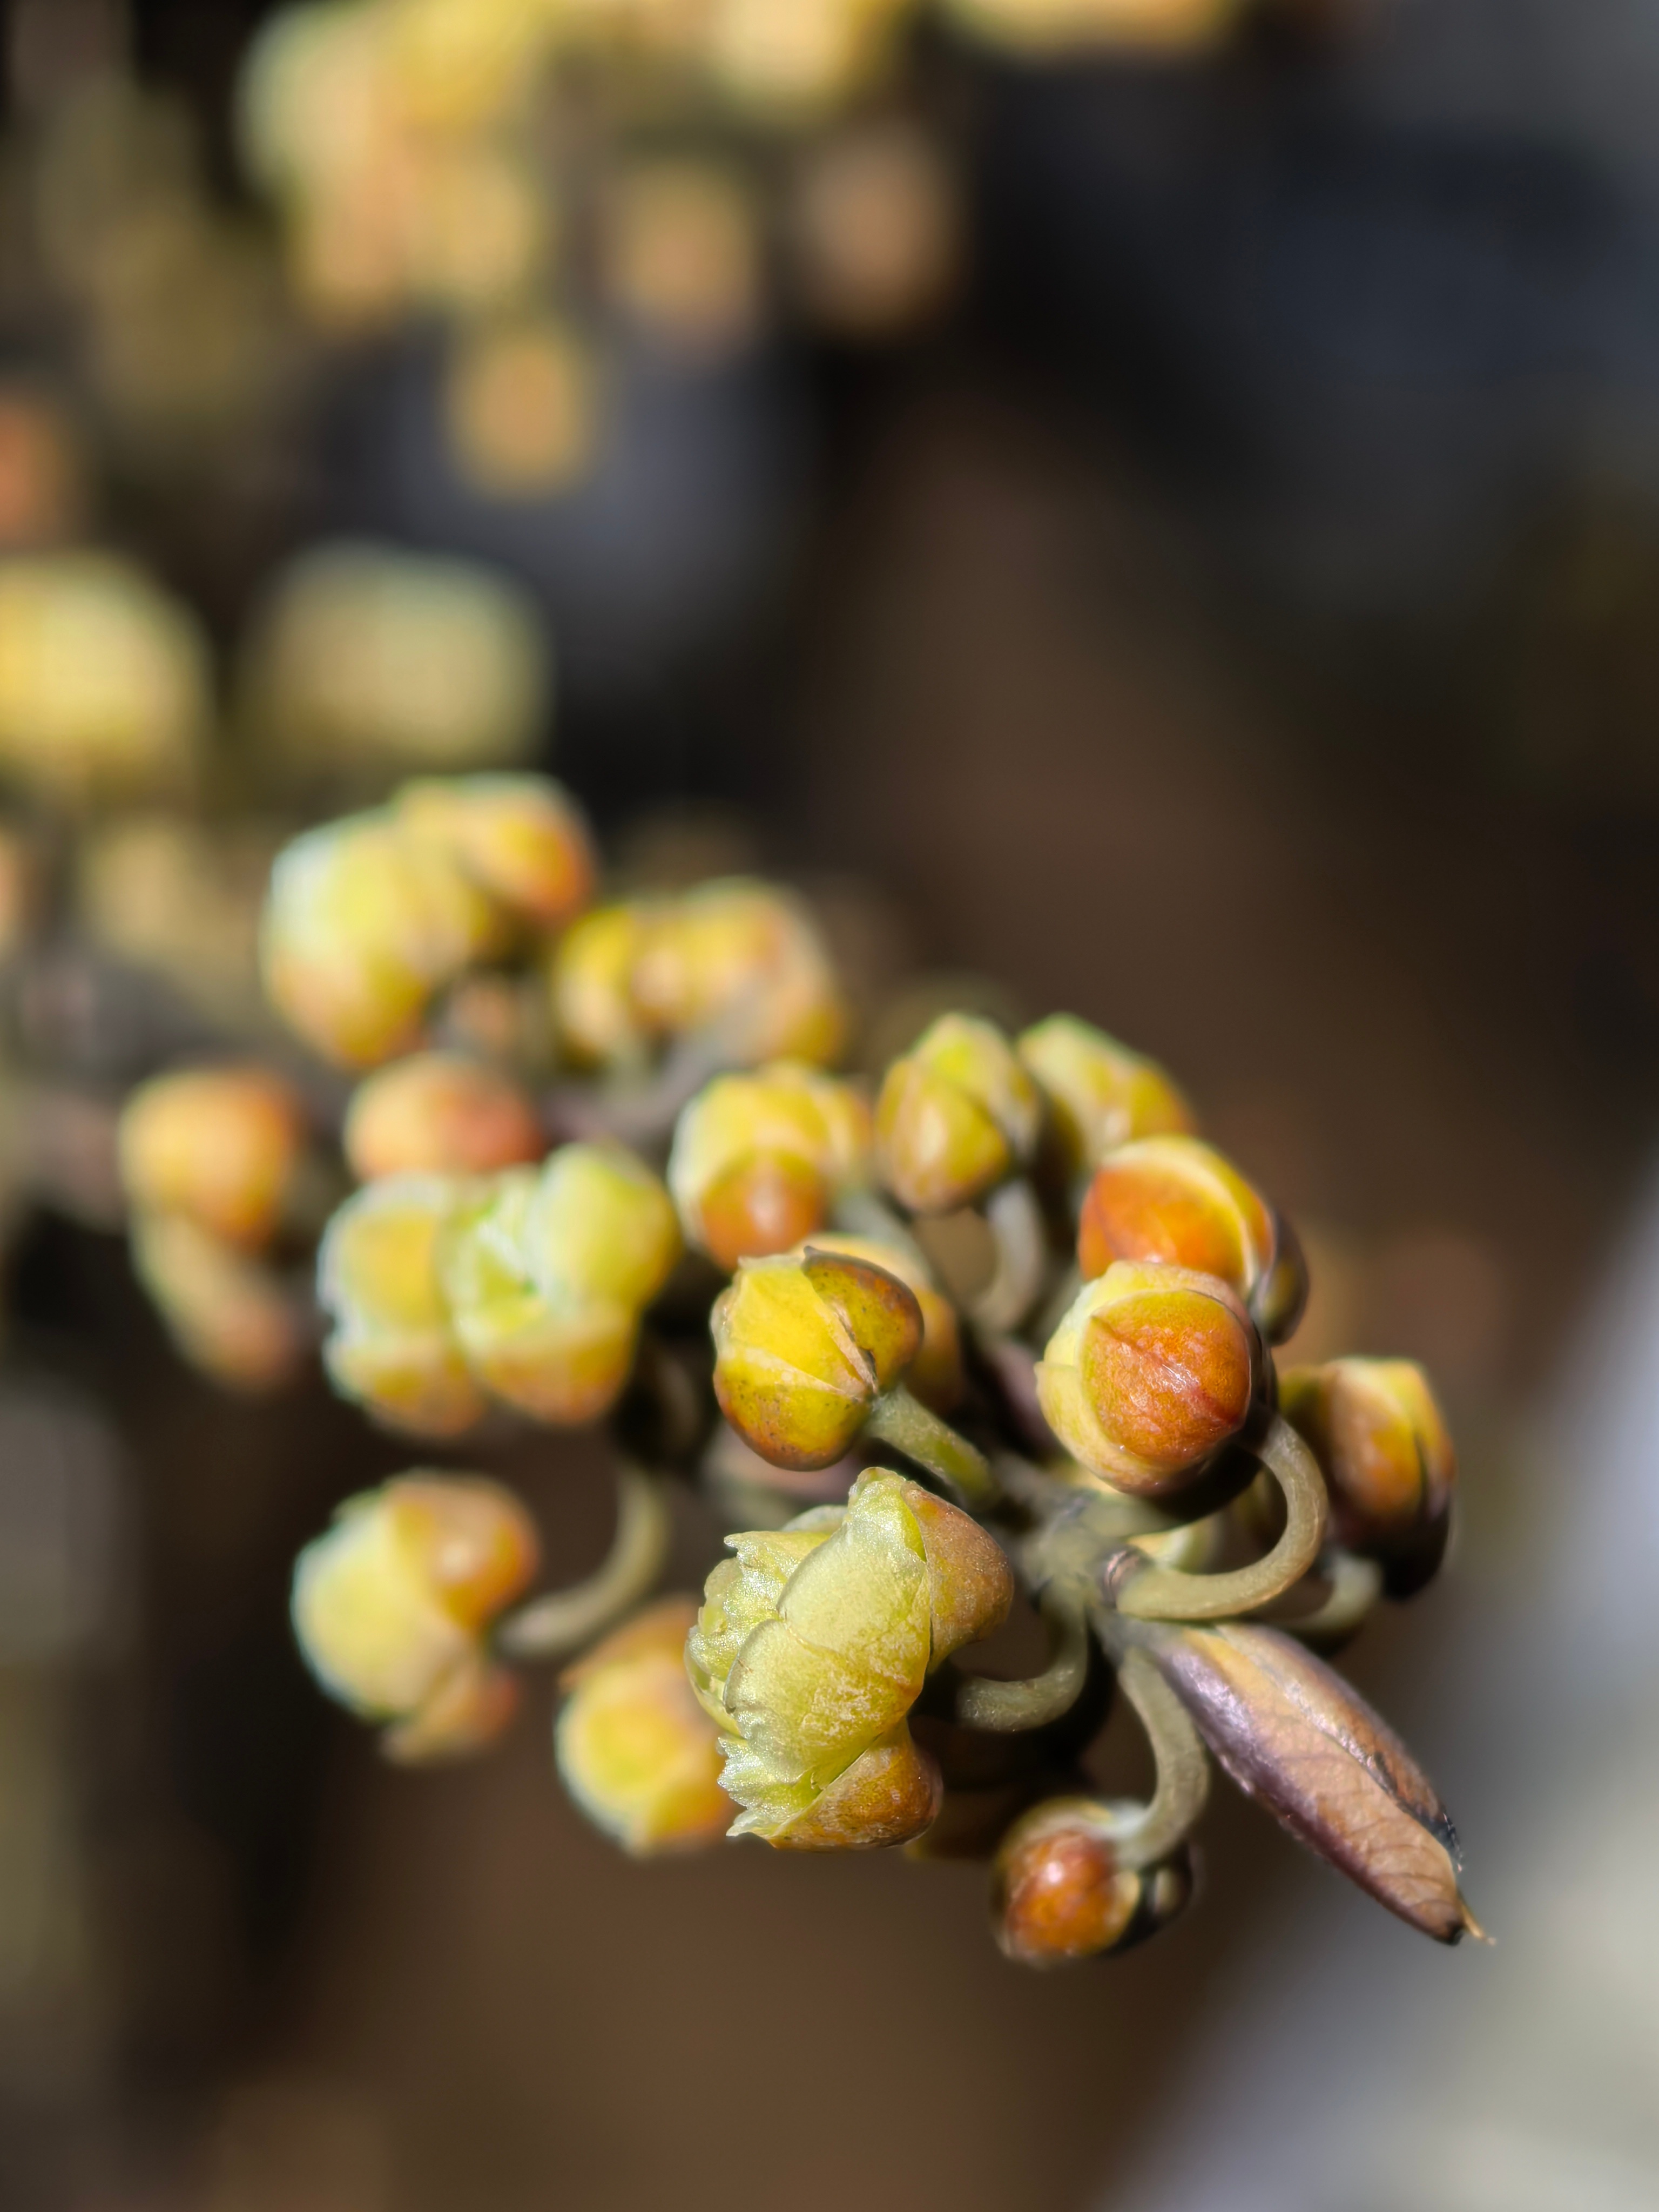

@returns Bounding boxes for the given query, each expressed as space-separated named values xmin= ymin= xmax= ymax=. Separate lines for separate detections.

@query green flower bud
xmin=668 ymin=1062 xmax=871 ymax=1270
xmin=687 ymin=1468 xmax=1013 ymax=1847
xmin=1017 ymin=1014 xmax=1193 ymax=1179
xmin=319 ymin=1175 xmax=488 ymax=1437
xmin=875 ymin=1012 xmax=1041 ymax=1214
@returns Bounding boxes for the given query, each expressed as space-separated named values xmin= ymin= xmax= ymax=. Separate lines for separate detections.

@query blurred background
xmin=3 ymin=0 xmax=1659 ymax=2206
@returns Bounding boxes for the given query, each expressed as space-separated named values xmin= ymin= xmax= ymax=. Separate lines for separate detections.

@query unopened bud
xmin=119 ymin=1066 xmax=306 ymax=1249
xmin=631 ymin=878 xmax=846 ymax=1066
xmin=344 ymin=1051 xmax=543 ymax=1181
xmin=711 ymin=1247 xmax=923 ymax=1470
xmin=795 ymin=1231 xmax=964 ymax=1412
xmin=555 ymin=1597 xmax=730 ymax=1855
xmin=292 ymin=1474 xmax=538 ymax=1763
xmin=1037 ymin=1262 xmax=1260 ymax=1495
xmin=1077 ymin=1136 xmax=1274 ymax=1311
xmin=549 ymin=901 xmax=655 ymax=1070
xmin=319 ymin=1176 xmax=488 ymax=1436
xmin=1279 ymin=1357 xmax=1456 ymax=1572
xmin=1017 ymin=1015 xmax=1193 ymax=1179
xmin=667 ymin=1063 xmax=871 ymax=1270
xmin=875 ymin=1013 xmax=1041 ymax=1214
xmin=992 ymin=1800 xmax=1193 ymax=1965
xmin=394 ymin=774 xmax=595 ymax=930
xmin=687 ymin=1468 xmax=1011 ymax=1846
xmin=132 ymin=1211 xmax=309 ymax=1392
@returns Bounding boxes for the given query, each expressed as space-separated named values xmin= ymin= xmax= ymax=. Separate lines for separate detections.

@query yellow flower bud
xmin=292 ymin=1474 xmax=538 ymax=1763
xmin=440 ymin=1145 xmax=680 ymax=1425
xmin=1016 ymin=1014 xmax=1193 ymax=1179
xmin=394 ymin=774 xmax=595 ymax=931
xmin=631 ymin=879 xmax=846 ymax=1067
xmin=555 ymin=1597 xmax=730 ymax=1855
xmin=1077 ymin=1135 xmax=1276 ymax=1307
xmin=668 ymin=1063 xmax=871 ymax=1270
xmin=794 ymin=1231 xmax=964 ymax=1413
xmin=1279 ymin=1358 xmax=1456 ymax=1563
xmin=319 ymin=1176 xmax=488 ymax=1436
xmin=875 ymin=1012 xmax=1041 ymax=1214
xmin=1037 ymin=1262 xmax=1260 ymax=1495
xmin=131 ymin=1211 xmax=309 ymax=1393
xmin=711 ymin=1246 xmax=923 ymax=1470
xmin=549 ymin=900 xmax=655 ymax=1070
xmin=687 ymin=1468 xmax=1012 ymax=1847
xmin=991 ymin=1801 xmax=1192 ymax=1965
xmin=119 ymin=1066 xmax=307 ymax=1249
xmin=261 ymin=812 xmax=500 ymax=1067
xmin=344 ymin=1051 xmax=543 ymax=1181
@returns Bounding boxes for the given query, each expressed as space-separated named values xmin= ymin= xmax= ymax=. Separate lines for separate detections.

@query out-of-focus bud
xmin=711 ymin=1246 xmax=922 ymax=1469
xmin=319 ymin=1176 xmax=488 ymax=1436
xmin=1133 ymin=1617 xmax=1481 ymax=1942
xmin=131 ymin=1211 xmax=309 ymax=1393
xmin=1037 ymin=1262 xmax=1259 ymax=1496
xmin=555 ymin=1597 xmax=730 ymax=1855
xmin=632 ymin=879 xmax=846 ymax=1068
xmin=394 ymin=774 xmax=595 ymax=932
xmin=440 ymin=1145 xmax=680 ymax=1425
xmin=292 ymin=1474 xmax=538 ymax=1763
xmin=1279 ymin=1358 xmax=1456 ymax=1575
xmin=1017 ymin=1014 xmax=1194 ymax=1180
xmin=703 ymin=0 xmax=911 ymax=116
xmin=667 ymin=1063 xmax=871 ymax=1270
xmin=796 ymin=1231 xmax=964 ymax=1412
xmin=944 ymin=0 xmax=1242 ymax=58
xmin=549 ymin=900 xmax=655 ymax=1070
xmin=345 ymin=1052 xmax=543 ymax=1182
xmin=444 ymin=313 xmax=603 ymax=501
xmin=1077 ymin=1135 xmax=1274 ymax=1309
xmin=687 ymin=1468 xmax=1012 ymax=1846
xmin=603 ymin=159 xmax=763 ymax=354
xmin=875 ymin=1013 xmax=1042 ymax=1215
xmin=0 ymin=388 xmax=82 ymax=549
xmin=788 ymin=120 xmax=960 ymax=337
xmin=260 ymin=812 xmax=499 ymax=1067
xmin=0 ymin=554 xmax=207 ymax=804
xmin=119 ymin=1066 xmax=307 ymax=1249
xmin=991 ymin=1800 xmax=1193 ymax=1965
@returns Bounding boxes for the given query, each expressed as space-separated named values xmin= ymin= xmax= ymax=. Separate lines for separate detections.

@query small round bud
xmin=344 ymin=1052 xmax=543 ymax=1181
xmin=1037 ymin=1262 xmax=1260 ymax=1495
xmin=668 ymin=1063 xmax=871 ymax=1270
xmin=1279 ymin=1357 xmax=1456 ymax=1568
xmin=687 ymin=1468 xmax=1011 ymax=1847
xmin=319 ymin=1176 xmax=488 ymax=1437
xmin=875 ymin=1013 xmax=1041 ymax=1215
xmin=631 ymin=879 xmax=846 ymax=1067
xmin=711 ymin=1247 xmax=923 ymax=1471
xmin=992 ymin=1802 xmax=1193 ymax=1965
xmin=1016 ymin=1014 xmax=1193 ymax=1179
xmin=440 ymin=1145 xmax=680 ymax=1425
xmin=292 ymin=1474 xmax=538 ymax=1762
xmin=131 ymin=1212 xmax=309 ymax=1393
xmin=794 ymin=1231 xmax=964 ymax=1413
xmin=394 ymin=774 xmax=595 ymax=932
xmin=119 ymin=1067 xmax=307 ymax=1249
xmin=555 ymin=1597 xmax=730 ymax=1855
xmin=549 ymin=901 xmax=655 ymax=1070
xmin=1077 ymin=1135 xmax=1274 ymax=1306
xmin=261 ymin=813 xmax=500 ymax=1067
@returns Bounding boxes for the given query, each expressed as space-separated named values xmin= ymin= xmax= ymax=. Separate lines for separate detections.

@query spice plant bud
xmin=687 ymin=1468 xmax=1013 ymax=1846
xmin=344 ymin=1053 xmax=543 ymax=1181
xmin=292 ymin=1474 xmax=538 ymax=1763
xmin=555 ymin=1598 xmax=730 ymax=1856
xmin=1279 ymin=1358 xmax=1456 ymax=1558
xmin=1017 ymin=1014 xmax=1194 ymax=1179
xmin=1135 ymin=1618 xmax=1480 ymax=1942
xmin=797 ymin=1232 xmax=965 ymax=1412
xmin=992 ymin=1801 xmax=1193 ymax=1965
xmin=119 ymin=1067 xmax=307 ymax=1249
xmin=1037 ymin=1262 xmax=1260 ymax=1495
xmin=261 ymin=813 xmax=500 ymax=1066
xmin=549 ymin=901 xmax=655 ymax=1069
xmin=1077 ymin=1135 xmax=1275 ymax=1309
xmin=712 ymin=1247 xmax=924 ymax=1469
xmin=667 ymin=1063 xmax=871 ymax=1270
xmin=132 ymin=1212 xmax=309 ymax=1393
xmin=631 ymin=879 xmax=846 ymax=1067
xmin=394 ymin=774 xmax=596 ymax=931
xmin=875 ymin=1012 xmax=1042 ymax=1214
xmin=319 ymin=1176 xmax=487 ymax=1436
xmin=440 ymin=1145 xmax=680 ymax=1425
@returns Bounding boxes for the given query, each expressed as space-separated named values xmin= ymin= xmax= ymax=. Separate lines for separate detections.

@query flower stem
xmin=953 ymin=1593 xmax=1090 ymax=1732
xmin=1076 ymin=1640 xmax=1211 ymax=1871
xmin=1271 ymin=1547 xmax=1384 ymax=1648
xmin=1108 ymin=1414 xmax=1328 ymax=1623
xmin=496 ymin=1464 xmax=672 ymax=1662
xmin=972 ymin=1177 xmax=1049 ymax=1333
xmin=866 ymin=1385 xmax=1001 ymax=1512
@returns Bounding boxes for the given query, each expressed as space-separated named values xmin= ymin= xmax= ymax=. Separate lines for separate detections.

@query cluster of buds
xmin=253 ymin=771 xmax=1481 ymax=1965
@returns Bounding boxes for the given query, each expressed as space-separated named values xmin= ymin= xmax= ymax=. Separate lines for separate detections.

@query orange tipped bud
xmin=394 ymin=774 xmax=596 ymax=931
xmin=119 ymin=1065 xmax=307 ymax=1249
xmin=131 ymin=1211 xmax=309 ymax=1393
xmin=1279 ymin=1357 xmax=1456 ymax=1564
xmin=1017 ymin=1014 xmax=1194 ymax=1178
xmin=319 ymin=1176 xmax=488 ymax=1437
xmin=992 ymin=1801 xmax=1192 ymax=1965
xmin=344 ymin=1051 xmax=543 ymax=1181
xmin=668 ymin=1062 xmax=871 ymax=1270
xmin=1037 ymin=1262 xmax=1260 ymax=1495
xmin=631 ymin=878 xmax=846 ymax=1067
xmin=1077 ymin=1136 xmax=1274 ymax=1306
xmin=795 ymin=1231 xmax=964 ymax=1412
xmin=875 ymin=1013 xmax=1041 ymax=1215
